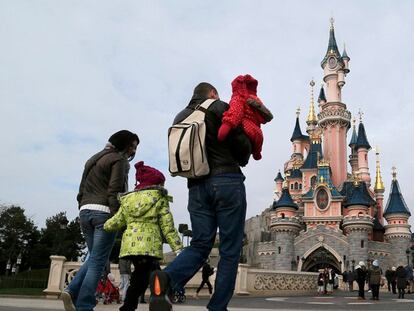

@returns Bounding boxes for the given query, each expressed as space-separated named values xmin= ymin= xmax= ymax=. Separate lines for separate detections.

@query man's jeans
xmin=164 ymin=174 xmax=247 ymax=311
xmin=66 ymin=210 xmax=116 ymax=311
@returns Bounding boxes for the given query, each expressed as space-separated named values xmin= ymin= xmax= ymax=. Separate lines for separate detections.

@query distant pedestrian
xmin=396 ymin=265 xmax=407 ymax=299
xmin=405 ymin=265 xmax=413 ymax=294
xmin=118 ymin=258 xmax=131 ymax=302
xmin=195 ymin=261 xmax=214 ymax=298
xmin=356 ymin=261 xmax=367 ymax=300
xmin=391 ymin=266 xmax=397 ymax=294
xmin=317 ymin=271 xmax=325 ymax=295
xmin=342 ymin=270 xmax=348 ymax=291
xmin=104 ymin=161 xmax=183 ymax=311
xmin=61 ymin=130 xmax=139 ymax=311
xmin=347 ymin=269 xmax=354 ymax=291
xmin=385 ymin=267 xmax=392 ymax=292
xmin=368 ymin=260 xmax=381 ymax=300
xmin=326 ymin=268 xmax=335 ymax=294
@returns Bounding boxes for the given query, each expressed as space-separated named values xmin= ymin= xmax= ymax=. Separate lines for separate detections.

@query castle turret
xmin=342 ymin=177 xmax=374 ymax=266
xmin=301 ymin=129 xmax=322 ymax=193
xmin=270 ymin=186 xmax=301 ymax=270
xmin=342 ymin=44 xmax=350 ymax=73
xmin=317 ymin=85 xmax=326 ymax=109
xmin=384 ymin=168 xmax=412 ymax=265
xmin=318 ymin=19 xmax=351 ymax=187
xmin=355 ymin=116 xmax=371 ymax=186
xmin=290 ymin=108 xmax=309 ymax=155
xmin=348 ymin=118 xmax=359 ymax=175
xmin=274 ymin=171 xmax=284 ymax=200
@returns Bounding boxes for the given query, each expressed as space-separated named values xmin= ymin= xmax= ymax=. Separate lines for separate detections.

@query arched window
xmin=281 ymin=213 xmax=285 ymax=219
xmin=294 ymin=182 xmax=299 ymax=190
xmin=290 ymin=184 xmax=294 ymax=190
xmin=361 ymin=240 xmax=364 ymax=248
xmin=311 ymin=176 xmax=317 ymax=187
xmin=299 ymin=183 xmax=302 ymax=190
xmin=278 ymin=246 xmax=281 ymax=254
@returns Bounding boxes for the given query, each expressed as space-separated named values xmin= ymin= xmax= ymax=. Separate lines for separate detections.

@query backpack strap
xmin=182 ymin=99 xmax=216 ymax=123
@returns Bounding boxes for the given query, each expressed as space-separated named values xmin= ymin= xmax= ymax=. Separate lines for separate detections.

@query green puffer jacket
xmin=104 ymin=186 xmax=183 ymax=259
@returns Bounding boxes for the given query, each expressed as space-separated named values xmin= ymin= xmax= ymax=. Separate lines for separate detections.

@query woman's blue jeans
xmin=66 ymin=209 xmax=116 ymax=311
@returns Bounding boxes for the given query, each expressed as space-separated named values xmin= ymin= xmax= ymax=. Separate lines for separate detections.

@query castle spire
xmin=355 ymin=113 xmax=371 ymax=150
xmin=383 ymin=167 xmax=411 ymax=217
xmin=349 ymin=118 xmax=358 ymax=147
xmin=374 ymin=147 xmax=385 ymax=192
xmin=317 ymin=84 xmax=326 ymax=103
xmin=321 ymin=17 xmax=342 ymax=68
xmin=307 ymin=80 xmax=318 ymax=125
xmin=290 ymin=108 xmax=307 ymax=142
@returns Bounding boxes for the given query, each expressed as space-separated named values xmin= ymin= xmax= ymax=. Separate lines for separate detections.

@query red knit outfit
xmin=218 ymin=74 xmax=267 ymax=160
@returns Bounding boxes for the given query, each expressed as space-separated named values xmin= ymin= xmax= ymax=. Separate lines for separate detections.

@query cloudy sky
xmin=1 ymin=1 xmax=413 ymax=233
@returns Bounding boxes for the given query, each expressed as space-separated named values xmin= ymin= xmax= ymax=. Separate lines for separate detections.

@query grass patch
xmin=0 ymin=288 xmax=45 ymax=296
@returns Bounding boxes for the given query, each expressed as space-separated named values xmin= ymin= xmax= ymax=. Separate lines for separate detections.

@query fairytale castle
xmin=244 ymin=20 xmax=413 ymax=273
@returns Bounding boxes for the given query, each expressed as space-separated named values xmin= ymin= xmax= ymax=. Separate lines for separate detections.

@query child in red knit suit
xmin=217 ymin=74 xmax=273 ymax=160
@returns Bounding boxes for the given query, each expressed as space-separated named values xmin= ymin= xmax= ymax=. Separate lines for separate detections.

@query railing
xmin=44 ymin=256 xmax=319 ymax=298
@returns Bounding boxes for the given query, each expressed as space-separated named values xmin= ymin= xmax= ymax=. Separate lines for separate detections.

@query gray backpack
xmin=168 ymin=99 xmax=215 ymax=178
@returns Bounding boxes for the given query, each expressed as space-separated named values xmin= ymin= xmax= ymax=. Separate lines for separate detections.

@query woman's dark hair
xmin=108 ymin=130 xmax=139 ymax=151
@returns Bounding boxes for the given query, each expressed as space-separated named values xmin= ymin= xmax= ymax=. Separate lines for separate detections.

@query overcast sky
xmin=1 ymin=1 xmax=413 ymax=234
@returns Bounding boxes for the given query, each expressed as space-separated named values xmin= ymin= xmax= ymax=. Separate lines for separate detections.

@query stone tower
xmin=383 ymin=168 xmax=412 ymax=266
xmin=342 ymin=178 xmax=374 ymax=265
xmin=318 ymin=19 xmax=351 ymax=187
xmin=270 ymin=186 xmax=301 ymax=270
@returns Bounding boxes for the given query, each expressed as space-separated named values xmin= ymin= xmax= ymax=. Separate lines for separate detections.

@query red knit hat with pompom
xmin=134 ymin=161 xmax=165 ymax=190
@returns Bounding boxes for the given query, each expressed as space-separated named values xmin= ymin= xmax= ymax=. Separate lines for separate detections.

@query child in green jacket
xmin=104 ymin=161 xmax=182 ymax=311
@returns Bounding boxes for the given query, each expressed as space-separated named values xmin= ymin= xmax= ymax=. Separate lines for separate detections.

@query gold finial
xmin=307 ymin=79 xmax=317 ymax=124
xmin=320 ymin=175 xmax=325 ymax=183
xmin=353 ymin=170 xmax=361 ymax=186
xmin=391 ymin=166 xmax=397 ymax=181
xmin=358 ymin=109 xmax=364 ymax=122
xmin=296 ymin=107 xmax=301 ymax=118
xmin=374 ymin=146 xmax=385 ymax=191
xmin=352 ymin=117 xmax=356 ymax=127
xmin=310 ymin=127 xmax=322 ymax=143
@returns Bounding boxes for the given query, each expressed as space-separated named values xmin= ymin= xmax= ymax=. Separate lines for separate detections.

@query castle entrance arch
xmin=301 ymin=247 xmax=341 ymax=273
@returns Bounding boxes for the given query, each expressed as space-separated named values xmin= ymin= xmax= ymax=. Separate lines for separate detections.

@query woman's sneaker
xmin=149 ymin=270 xmax=172 ymax=311
xmin=60 ymin=290 xmax=76 ymax=311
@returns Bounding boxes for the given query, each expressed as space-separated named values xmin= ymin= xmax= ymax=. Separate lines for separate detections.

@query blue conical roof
xmin=343 ymin=183 xmax=372 ymax=207
xmin=290 ymin=117 xmax=309 ymax=142
xmin=321 ymin=24 xmax=343 ymax=68
xmin=274 ymin=171 xmax=284 ymax=182
xmin=302 ymin=142 xmax=323 ymax=169
xmin=383 ymin=179 xmax=411 ymax=217
xmin=342 ymin=46 xmax=350 ymax=60
xmin=273 ymin=188 xmax=298 ymax=210
xmin=318 ymin=86 xmax=326 ymax=103
xmin=355 ymin=122 xmax=371 ymax=150
xmin=349 ymin=124 xmax=358 ymax=147
xmin=340 ymin=181 xmax=376 ymax=207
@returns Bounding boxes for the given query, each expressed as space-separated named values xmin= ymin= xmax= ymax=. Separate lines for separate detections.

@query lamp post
xmin=5 ymin=258 xmax=11 ymax=276
xmin=15 ymin=253 xmax=22 ymax=274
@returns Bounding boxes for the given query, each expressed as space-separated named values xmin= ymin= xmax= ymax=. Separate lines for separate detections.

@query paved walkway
xmin=1 ymin=292 xmax=414 ymax=311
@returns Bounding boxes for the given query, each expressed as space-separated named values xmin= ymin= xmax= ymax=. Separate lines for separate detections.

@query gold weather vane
xmin=307 ymin=79 xmax=317 ymax=124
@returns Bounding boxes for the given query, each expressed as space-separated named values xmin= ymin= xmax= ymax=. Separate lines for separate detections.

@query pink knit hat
xmin=134 ymin=161 xmax=165 ymax=190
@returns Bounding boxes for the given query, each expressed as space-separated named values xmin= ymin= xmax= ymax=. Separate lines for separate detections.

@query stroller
xmin=95 ymin=273 xmax=121 ymax=305
xmin=171 ymin=287 xmax=186 ymax=304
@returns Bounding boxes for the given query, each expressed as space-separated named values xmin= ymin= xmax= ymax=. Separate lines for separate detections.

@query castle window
xmin=361 ymin=240 xmax=364 ymax=248
xmin=294 ymin=182 xmax=299 ymax=190
xmin=291 ymin=184 xmax=294 ymax=190
xmin=281 ymin=213 xmax=285 ymax=219
xmin=365 ymin=154 xmax=367 ymax=161
xmin=311 ymin=176 xmax=317 ymax=187
xmin=299 ymin=183 xmax=302 ymax=190
xmin=278 ymin=247 xmax=281 ymax=254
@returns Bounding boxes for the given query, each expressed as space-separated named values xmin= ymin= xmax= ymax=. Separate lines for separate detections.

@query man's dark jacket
xmin=174 ymin=96 xmax=252 ymax=186
xmin=77 ymin=148 xmax=129 ymax=214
